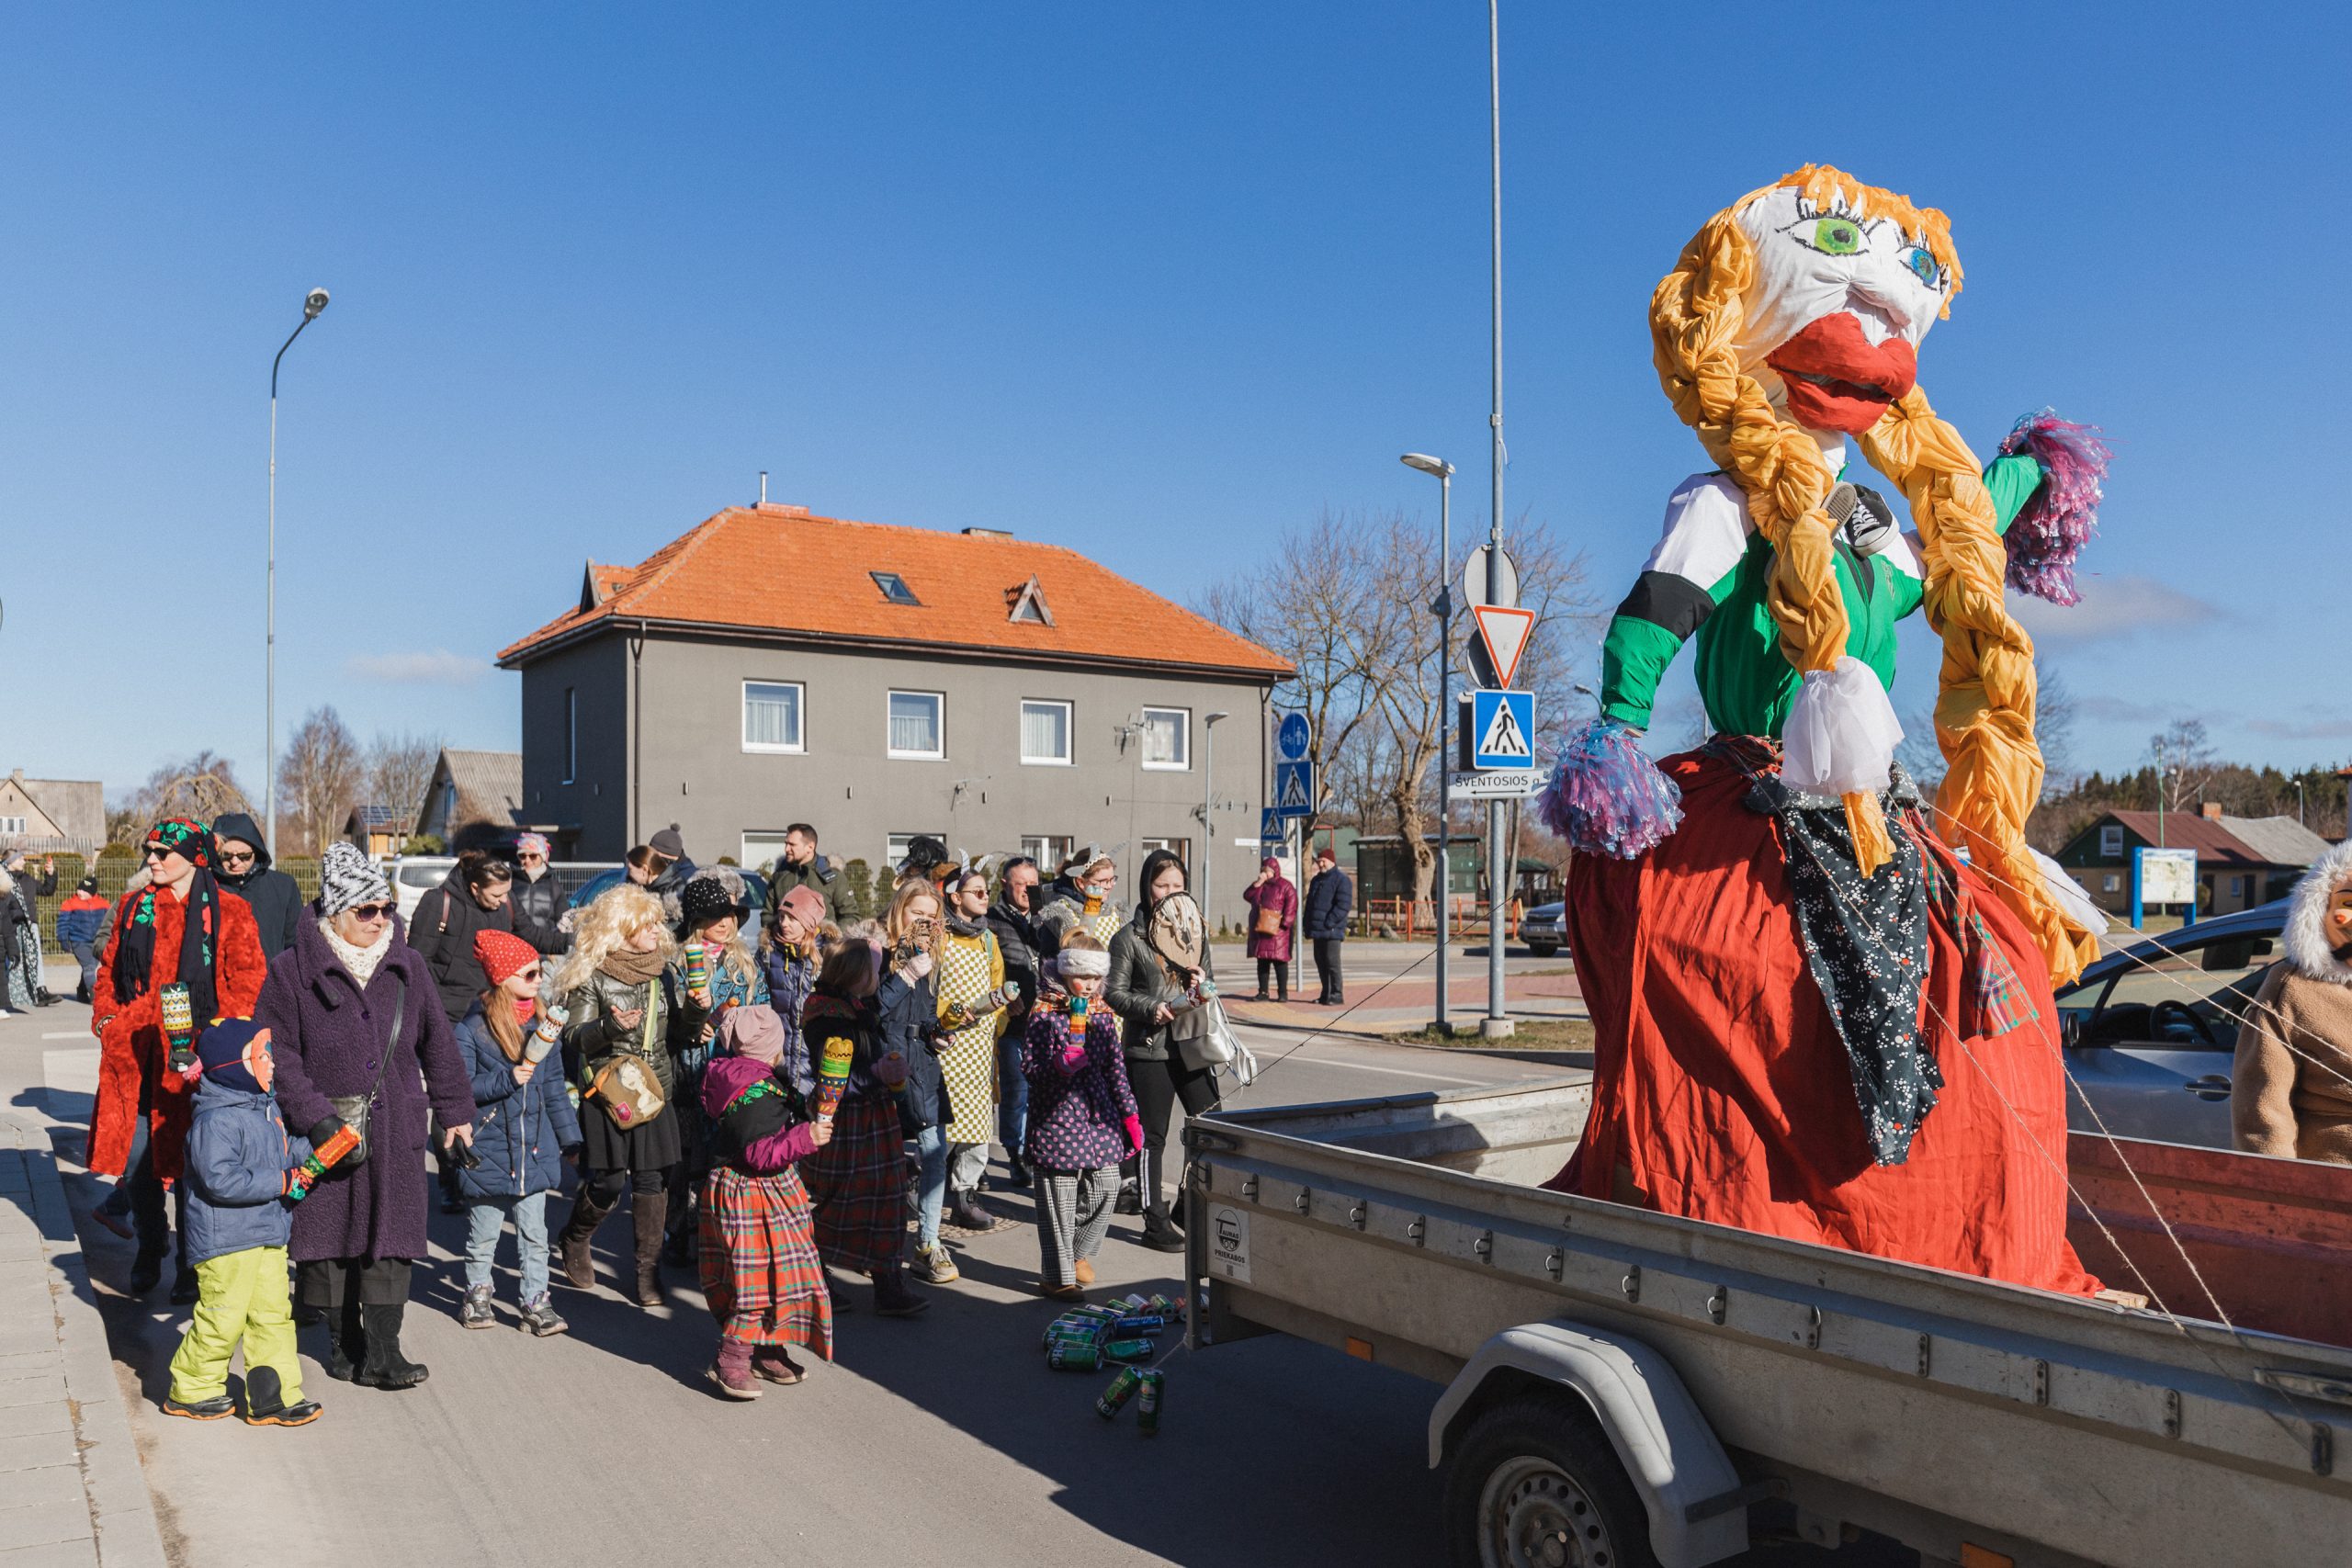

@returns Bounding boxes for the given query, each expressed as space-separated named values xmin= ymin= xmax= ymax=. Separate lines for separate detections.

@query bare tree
xmin=2149 ymin=716 xmax=2218 ymax=818
xmin=366 ymin=730 xmax=445 ymax=831
xmin=117 ymin=752 xmax=253 ymax=839
xmin=277 ymin=706 xmax=363 ymax=857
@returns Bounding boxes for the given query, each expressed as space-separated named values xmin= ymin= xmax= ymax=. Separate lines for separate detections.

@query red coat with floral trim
xmin=87 ymin=886 xmax=266 ymax=1180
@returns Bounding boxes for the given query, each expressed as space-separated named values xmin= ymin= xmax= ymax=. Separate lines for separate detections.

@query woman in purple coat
xmin=256 ymin=845 xmax=477 ymax=1391
xmin=1241 ymin=857 xmax=1298 ymax=1002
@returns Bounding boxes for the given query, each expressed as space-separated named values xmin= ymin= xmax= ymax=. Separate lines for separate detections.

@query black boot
xmin=1005 ymin=1153 xmax=1033 ymax=1191
xmin=128 ymin=1247 xmax=165 ymax=1297
xmin=630 ymin=1190 xmax=668 ymax=1308
xmin=355 ymin=1303 xmax=428 ymax=1389
xmin=557 ymin=1187 xmax=617 ymax=1291
xmin=241 ymin=1365 xmax=322 ymax=1427
xmin=322 ymin=1300 xmax=364 ymax=1382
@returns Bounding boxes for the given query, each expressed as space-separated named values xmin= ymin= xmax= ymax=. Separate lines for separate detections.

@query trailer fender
xmin=1430 ymin=1322 xmax=1748 ymax=1568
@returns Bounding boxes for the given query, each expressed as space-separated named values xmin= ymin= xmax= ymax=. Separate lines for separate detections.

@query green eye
xmin=1809 ymin=218 xmax=1862 ymax=255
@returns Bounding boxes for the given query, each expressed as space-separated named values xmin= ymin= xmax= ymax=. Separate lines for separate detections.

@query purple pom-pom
xmin=1996 ymin=408 xmax=2111 ymax=607
xmin=1537 ymin=717 xmax=1683 ymax=860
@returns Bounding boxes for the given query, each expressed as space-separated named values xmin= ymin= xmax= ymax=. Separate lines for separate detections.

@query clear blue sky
xmin=7 ymin=2 xmax=2346 ymax=806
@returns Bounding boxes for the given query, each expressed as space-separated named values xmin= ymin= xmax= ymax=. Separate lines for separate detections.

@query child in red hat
xmin=451 ymin=929 xmax=581 ymax=1334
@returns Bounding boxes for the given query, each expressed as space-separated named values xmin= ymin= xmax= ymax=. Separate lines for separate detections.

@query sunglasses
xmin=347 ymin=902 xmax=396 ymax=921
xmin=141 ymin=845 xmax=181 ymax=862
xmin=218 ymin=850 xmax=255 ymax=865
xmin=518 ymin=966 xmax=543 ymax=982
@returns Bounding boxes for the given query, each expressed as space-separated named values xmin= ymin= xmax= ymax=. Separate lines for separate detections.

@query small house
xmin=2053 ymin=807 xmax=2332 ymax=915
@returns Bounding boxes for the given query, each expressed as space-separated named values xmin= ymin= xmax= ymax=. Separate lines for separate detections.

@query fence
xmin=1353 ymin=896 xmax=1524 ymax=942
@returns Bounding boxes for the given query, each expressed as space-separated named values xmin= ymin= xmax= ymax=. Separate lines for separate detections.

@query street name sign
xmin=1448 ymin=769 xmax=1543 ymax=799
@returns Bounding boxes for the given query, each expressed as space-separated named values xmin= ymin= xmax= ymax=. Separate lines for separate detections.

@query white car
xmin=379 ymin=855 xmax=455 ymax=924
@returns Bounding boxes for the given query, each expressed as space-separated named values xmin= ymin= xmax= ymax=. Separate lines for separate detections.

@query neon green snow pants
xmin=166 ymin=1245 xmax=300 ymax=1404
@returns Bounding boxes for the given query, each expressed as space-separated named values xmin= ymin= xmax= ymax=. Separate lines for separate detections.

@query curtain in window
xmin=1022 ymin=702 xmax=1068 ymax=761
xmin=890 ymin=694 xmax=941 ymax=754
xmin=1143 ymin=710 xmax=1185 ymax=766
xmin=746 ymin=684 xmax=799 ymax=747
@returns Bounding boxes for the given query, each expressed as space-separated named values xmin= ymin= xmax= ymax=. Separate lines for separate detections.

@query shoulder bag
xmin=328 ymin=965 xmax=405 ymax=1170
xmin=588 ymin=981 xmax=668 ymax=1130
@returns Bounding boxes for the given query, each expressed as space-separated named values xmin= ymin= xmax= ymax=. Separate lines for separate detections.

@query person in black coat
xmin=211 ymin=812 xmax=304 ymax=959
xmin=507 ymin=833 xmax=568 ymax=955
xmin=409 ymin=849 xmax=525 ymax=1213
xmin=985 ymin=856 xmax=1045 ymax=1188
xmin=1303 ymin=848 xmax=1354 ymax=1006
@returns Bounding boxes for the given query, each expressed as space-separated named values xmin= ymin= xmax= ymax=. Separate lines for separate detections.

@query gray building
xmin=497 ymin=501 xmax=1290 ymax=922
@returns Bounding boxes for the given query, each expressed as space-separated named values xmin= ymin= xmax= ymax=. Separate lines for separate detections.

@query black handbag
xmin=327 ymin=966 xmax=405 ymax=1171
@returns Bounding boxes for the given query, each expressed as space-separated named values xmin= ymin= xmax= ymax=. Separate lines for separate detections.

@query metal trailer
xmin=1182 ymin=1077 xmax=2352 ymax=1568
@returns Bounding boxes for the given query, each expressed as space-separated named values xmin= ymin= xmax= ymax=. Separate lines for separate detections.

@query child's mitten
xmin=1123 ymin=1115 xmax=1145 ymax=1154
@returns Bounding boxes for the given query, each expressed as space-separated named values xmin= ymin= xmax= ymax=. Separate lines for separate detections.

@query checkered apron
xmin=936 ymin=931 xmax=999 ymax=1145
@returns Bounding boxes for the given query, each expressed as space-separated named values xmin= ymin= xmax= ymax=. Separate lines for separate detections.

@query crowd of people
xmin=77 ymin=815 xmax=1256 ymax=1420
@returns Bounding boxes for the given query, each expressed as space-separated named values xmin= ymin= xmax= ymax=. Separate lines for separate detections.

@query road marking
xmin=43 ymin=1032 xmax=90 ymax=1041
xmin=1285 ymin=1055 xmax=1521 ymax=1086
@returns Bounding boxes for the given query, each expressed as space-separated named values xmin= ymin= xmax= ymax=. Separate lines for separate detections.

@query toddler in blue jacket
xmin=163 ymin=1018 xmax=320 ymax=1427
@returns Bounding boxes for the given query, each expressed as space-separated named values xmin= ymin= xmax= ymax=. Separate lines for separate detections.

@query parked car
xmin=1519 ymin=899 xmax=1565 ymax=957
xmin=381 ymin=855 xmax=455 ymax=924
xmin=2054 ymin=899 xmax=2286 ymax=1153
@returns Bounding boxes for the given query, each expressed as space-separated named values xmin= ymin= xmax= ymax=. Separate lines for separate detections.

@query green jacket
xmin=1600 ymin=455 xmax=2043 ymax=739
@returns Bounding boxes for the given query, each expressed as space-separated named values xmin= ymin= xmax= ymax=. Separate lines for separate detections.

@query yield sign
xmin=1470 ymin=604 xmax=1534 ymax=688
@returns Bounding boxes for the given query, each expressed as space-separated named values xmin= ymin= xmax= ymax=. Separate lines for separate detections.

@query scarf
xmin=113 ymin=820 xmax=225 ymax=1019
xmin=944 ymin=908 xmax=986 ymax=939
xmin=319 ymin=919 xmax=392 ymax=989
xmin=600 ymin=944 xmax=668 ymax=987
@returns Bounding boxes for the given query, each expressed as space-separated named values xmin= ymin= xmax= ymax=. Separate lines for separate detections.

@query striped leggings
xmin=1035 ymin=1164 xmax=1118 ymax=1287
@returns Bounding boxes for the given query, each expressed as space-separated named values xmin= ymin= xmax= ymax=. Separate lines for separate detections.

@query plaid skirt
xmin=797 ymin=1093 xmax=907 ymax=1273
xmin=698 ymin=1165 xmax=833 ymax=1355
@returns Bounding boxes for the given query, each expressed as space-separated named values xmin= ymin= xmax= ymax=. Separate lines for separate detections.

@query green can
xmin=1042 ymin=1315 xmax=1102 ymax=1350
xmin=1102 ymin=1337 xmax=1155 ymax=1363
xmin=1044 ymin=1328 xmax=1101 ymax=1356
xmin=1047 ymin=1340 xmax=1102 ymax=1372
xmin=1094 ymin=1366 xmax=1143 ymax=1420
xmin=1136 ymin=1369 xmax=1164 ymax=1435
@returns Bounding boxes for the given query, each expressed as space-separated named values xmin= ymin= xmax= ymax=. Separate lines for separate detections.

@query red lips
xmin=1765 ymin=313 xmax=1917 ymax=434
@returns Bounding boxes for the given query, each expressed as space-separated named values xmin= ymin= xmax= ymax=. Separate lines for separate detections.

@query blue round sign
xmin=1277 ymin=712 xmax=1311 ymax=761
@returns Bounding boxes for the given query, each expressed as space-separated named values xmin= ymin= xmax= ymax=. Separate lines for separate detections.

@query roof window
xmin=871 ymin=571 xmax=922 ymax=606
xmin=1007 ymin=574 xmax=1054 ymax=626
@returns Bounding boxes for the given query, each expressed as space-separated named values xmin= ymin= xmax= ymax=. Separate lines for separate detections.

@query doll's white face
xmin=1733 ymin=185 xmax=1955 ymax=434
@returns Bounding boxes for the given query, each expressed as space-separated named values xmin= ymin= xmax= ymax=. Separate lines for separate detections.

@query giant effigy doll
xmin=1539 ymin=165 xmax=2110 ymax=1292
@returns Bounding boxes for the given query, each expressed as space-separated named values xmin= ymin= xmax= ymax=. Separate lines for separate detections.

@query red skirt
xmin=699 ymin=1166 xmax=834 ymax=1355
xmin=797 ymin=1094 xmax=907 ymax=1273
xmin=1552 ymin=745 xmax=2098 ymax=1296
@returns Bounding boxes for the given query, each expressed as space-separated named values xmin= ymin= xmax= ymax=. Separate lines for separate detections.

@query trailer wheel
xmin=1443 ymin=1395 xmax=1661 ymax=1568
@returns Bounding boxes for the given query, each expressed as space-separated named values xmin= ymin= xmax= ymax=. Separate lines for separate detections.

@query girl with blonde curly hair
xmin=551 ymin=884 xmax=692 ymax=1307
xmin=1539 ymin=165 xmax=2111 ymax=1294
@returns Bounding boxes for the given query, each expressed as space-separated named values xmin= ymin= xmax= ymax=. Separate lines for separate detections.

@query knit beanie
xmin=679 ymin=871 xmax=748 ymax=931
xmin=777 ymin=885 xmax=825 ymax=928
xmin=473 ymin=928 xmax=540 ymax=987
xmin=514 ymin=832 xmax=551 ymax=858
xmin=649 ymin=825 xmax=686 ymax=861
xmin=76 ymin=875 xmax=98 ymax=895
xmin=716 ymin=1003 xmax=786 ymax=1063
xmin=196 ymin=1018 xmax=271 ymax=1096
xmin=319 ymin=842 xmax=392 ymax=918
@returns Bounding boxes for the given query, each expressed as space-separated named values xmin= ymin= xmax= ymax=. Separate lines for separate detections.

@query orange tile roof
xmin=498 ymin=504 xmax=1291 ymax=679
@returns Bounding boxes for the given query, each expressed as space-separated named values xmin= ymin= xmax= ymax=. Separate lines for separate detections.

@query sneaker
xmin=910 ymin=1243 xmax=960 ymax=1284
xmin=162 ymin=1393 xmax=237 ymax=1421
xmin=518 ymin=1295 xmax=568 ymax=1337
xmin=1139 ymin=1216 xmax=1187 ymax=1254
xmin=458 ymin=1286 xmax=495 ymax=1329
xmin=752 ymin=1348 xmax=805 ymax=1385
xmin=244 ymin=1398 xmax=322 ymax=1427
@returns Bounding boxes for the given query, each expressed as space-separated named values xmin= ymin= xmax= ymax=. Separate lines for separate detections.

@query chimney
xmin=758 ymin=470 xmax=768 ymax=506
xmin=2200 ymin=802 xmax=2223 ymax=820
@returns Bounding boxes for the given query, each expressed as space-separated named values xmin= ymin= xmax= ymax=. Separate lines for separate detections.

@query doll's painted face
xmin=1733 ymin=184 xmax=1956 ymax=434
xmin=243 ymin=1030 xmax=275 ymax=1092
xmin=2329 ymin=883 xmax=2352 ymax=959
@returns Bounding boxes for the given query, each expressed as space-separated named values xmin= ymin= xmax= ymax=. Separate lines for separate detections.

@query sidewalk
xmin=1219 ymin=957 xmax=1586 ymax=1038
xmin=0 ymin=976 xmax=167 ymax=1567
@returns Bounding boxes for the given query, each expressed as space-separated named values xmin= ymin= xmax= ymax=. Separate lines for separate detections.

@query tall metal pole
xmin=266 ymin=294 xmax=326 ymax=849
xmin=1201 ymin=717 xmax=1216 ymax=924
xmin=1482 ymin=0 xmax=1511 ymax=1039
xmin=1436 ymin=469 xmax=1452 ymax=1033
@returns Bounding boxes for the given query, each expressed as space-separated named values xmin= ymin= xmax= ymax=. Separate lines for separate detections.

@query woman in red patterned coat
xmin=89 ymin=820 xmax=267 ymax=1300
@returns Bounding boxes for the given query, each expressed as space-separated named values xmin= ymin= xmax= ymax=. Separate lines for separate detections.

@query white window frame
xmin=887 ymin=690 xmax=946 ymax=761
xmin=742 ymin=830 xmax=797 ymax=874
xmin=1020 ymin=698 xmax=1073 ymax=766
xmin=561 ymin=687 xmax=577 ymax=784
xmin=0 ymin=816 xmax=22 ymax=837
xmin=1140 ymin=836 xmax=1190 ymax=868
xmin=2098 ymin=825 xmax=2124 ymax=858
xmin=741 ymin=679 xmax=807 ymax=754
xmin=1139 ymin=705 xmax=1191 ymax=772
xmin=1022 ymin=834 xmax=1073 ymax=870
xmin=2102 ymin=874 xmax=2120 ymax=893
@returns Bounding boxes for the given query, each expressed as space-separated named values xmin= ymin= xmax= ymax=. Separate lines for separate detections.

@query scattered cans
xmin=1101 ymin=1337 xmax=1155 ymax=1364
xmin=1048 ymin=1340 xmax=1102 ymax=1372
xmin=1136 ymin=1369 xmax=1164 ymax=1435
xmin=1094 ymin=1367 xmax=1143 ymax=1419
xmin=1110 ymin=1314 xmax=1166 ymax=1337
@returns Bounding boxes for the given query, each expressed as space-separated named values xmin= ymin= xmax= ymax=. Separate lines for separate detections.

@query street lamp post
xmin=1402 ymin=453 xmax=1454 ymax=1033
xmin=1482 ymin=0 xmax=1511 ymax=1040
xmin=266 ymin=288 xmax=331 ymax=848
xmin=1202 ymin=711 xmax=1229 ymax=931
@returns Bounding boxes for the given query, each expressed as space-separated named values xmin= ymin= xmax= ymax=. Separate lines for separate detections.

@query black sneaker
xmin=162 ymin=1393 xmax=237 ymax=1421
xmin=517 ymin=1295 xmax=568 ymax=1337
xmin=244 ymin=1398 xmax=322 ymax=1427
xmin=1139 ymin=1217 xmax=1187 ymax=1254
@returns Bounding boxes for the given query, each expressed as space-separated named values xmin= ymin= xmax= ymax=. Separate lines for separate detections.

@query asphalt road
xmin=31 ymin=1010 xmax=1904 ymax=1568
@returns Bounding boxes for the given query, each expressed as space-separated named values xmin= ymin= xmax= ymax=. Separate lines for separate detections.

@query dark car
xmin=1519 ymin=900 xmax=1566 ymax=958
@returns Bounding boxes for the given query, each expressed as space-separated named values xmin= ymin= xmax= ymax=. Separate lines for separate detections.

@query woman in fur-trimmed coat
xmin=2233 ymin=840 xmax=2352 ymax=1165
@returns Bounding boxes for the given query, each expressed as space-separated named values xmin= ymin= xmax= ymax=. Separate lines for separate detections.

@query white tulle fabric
xmin=2031 ymin=848 xmax=2109 ymax=937
xmin=1781 ymin=656 xmax=1904 ymax=796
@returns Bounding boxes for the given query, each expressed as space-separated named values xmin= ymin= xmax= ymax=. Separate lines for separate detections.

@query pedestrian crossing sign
xmin=1469 ymin=689 xmax=1535 ymax=771
xmin=1273 ymin=760 xmax=1314 ymax=818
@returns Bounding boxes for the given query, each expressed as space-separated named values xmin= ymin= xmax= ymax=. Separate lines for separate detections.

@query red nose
xmin=1764 ymin=313 xmax=1917 ymax=434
